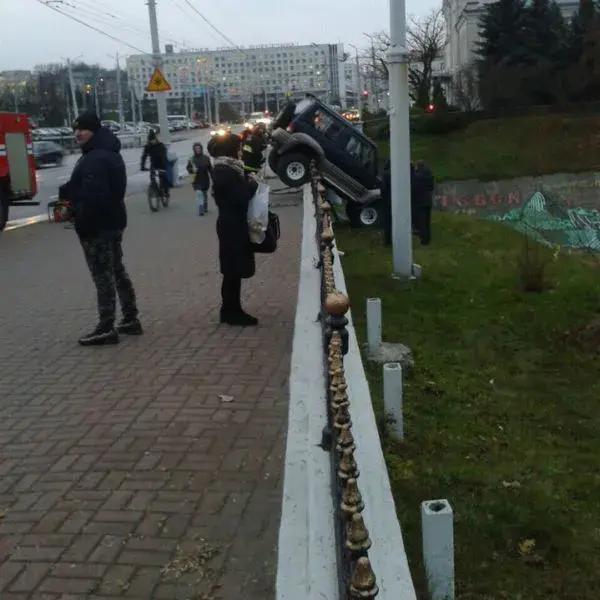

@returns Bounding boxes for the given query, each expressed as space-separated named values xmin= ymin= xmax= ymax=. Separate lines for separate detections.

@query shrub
xmin=410 ymin=112 xmax=471 ymax=135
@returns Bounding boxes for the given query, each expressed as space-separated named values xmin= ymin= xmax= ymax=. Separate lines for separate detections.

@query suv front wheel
xmin=276 ymin=153 xmax=313 ymax=187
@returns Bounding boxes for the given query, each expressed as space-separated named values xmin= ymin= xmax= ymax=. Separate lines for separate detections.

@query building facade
xmin=443 ymin=0 xmax=579 ymax=79
xmin=126 ymin=42 xmax=347 ymax=116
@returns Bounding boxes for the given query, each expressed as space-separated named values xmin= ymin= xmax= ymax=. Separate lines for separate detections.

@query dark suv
xmin=268 ymin=96 xmax=382 ymax=226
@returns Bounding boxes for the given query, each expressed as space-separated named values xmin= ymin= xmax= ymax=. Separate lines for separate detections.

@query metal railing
xmin=310 ymin=162 xmax=379 ymax=599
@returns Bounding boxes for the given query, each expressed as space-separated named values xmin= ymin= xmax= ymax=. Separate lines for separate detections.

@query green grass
xmin=336 ymin=214 xmax=600 ymax=600
xmin=377 ymin=114 xmax=600 ymax=181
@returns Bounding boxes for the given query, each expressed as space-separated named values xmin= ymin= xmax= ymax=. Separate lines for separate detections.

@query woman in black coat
xmin=207 ymin=133 xmax=259 ymax=326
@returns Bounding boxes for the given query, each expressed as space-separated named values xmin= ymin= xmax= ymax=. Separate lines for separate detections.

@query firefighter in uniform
xmin=241 ymin=123 xmax=267 ymax=174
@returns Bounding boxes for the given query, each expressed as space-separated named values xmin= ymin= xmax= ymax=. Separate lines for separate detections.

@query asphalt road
xmin=8 ymin=129 xmax=216 ymax=223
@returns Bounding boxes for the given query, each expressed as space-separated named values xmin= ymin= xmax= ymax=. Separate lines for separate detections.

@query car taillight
xmin=286 ymin=123 xmax=295 ymax=132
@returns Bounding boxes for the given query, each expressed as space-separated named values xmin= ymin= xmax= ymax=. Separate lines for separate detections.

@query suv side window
xmin=312 ymin=109 xmax=344 ymax=141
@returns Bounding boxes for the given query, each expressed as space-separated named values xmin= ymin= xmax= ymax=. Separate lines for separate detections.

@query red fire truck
xmin=0 ymin=112 xmax=39 ymax=231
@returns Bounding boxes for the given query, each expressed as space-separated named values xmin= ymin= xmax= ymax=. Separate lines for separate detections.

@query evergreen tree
xmin=476 ymin=0 xmax=530 ymax=108
xmin=476 ymin=0 xmax=529 ymax=67
xmin=431 ymin=79 xmax=448 ymax=112
xmin=521 ymin=0 xmax=569 ymax=103
xmin=565 ymin=0 xmax=600 ymax=100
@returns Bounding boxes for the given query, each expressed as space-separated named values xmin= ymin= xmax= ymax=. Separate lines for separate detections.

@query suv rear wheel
xmin=0 ymin=195 xmax=9 ymax=232
xmin=347 ymin=200 xmax=382 ymax=229
xmin=276 ymin=153 xmax=312 ymax=187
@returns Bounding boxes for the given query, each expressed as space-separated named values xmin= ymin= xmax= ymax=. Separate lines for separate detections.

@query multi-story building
xmin=0 ymin=70 xmax=32 ymax=92
xmin=443 ymin=0 xmax=578 ymax=79
xmin=126 ymin=42 xmax=347 ymax=115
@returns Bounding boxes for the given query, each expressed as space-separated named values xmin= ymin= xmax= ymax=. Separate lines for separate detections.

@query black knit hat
xmin=207 ymin=133 xmax=241 ymax=159
xmin=73 ymin=112 xmax=101 ymax=133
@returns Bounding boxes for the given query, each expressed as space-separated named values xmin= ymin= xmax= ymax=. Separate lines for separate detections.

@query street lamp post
xmin=388 ymin=0 xmax=414 ymax=277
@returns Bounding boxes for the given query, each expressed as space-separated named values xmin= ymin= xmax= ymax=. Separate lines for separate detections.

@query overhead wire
xmin=182 ymin=0 xmax=240 ymax=49
xmin=36 ymin=0 xmax=149 ymax=54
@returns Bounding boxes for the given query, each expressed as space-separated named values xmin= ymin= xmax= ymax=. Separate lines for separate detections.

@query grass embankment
xmin=377 ymin=114 xmax=600 ymax=181
xmin=336 ymin=214 xmax=600 ymax=600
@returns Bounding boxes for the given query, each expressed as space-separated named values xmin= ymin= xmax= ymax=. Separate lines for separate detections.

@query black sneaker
xmin=79 ymin=326 xmax=119 ymax=346
xmin=220 ymin=310 xmax=259 ymax=327
xmin=117 ymin=318 xmax=143 ymax=335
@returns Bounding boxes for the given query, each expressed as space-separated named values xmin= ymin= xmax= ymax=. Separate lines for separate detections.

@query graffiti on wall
xmin=485 ymin=192 xmax=600 ymax=252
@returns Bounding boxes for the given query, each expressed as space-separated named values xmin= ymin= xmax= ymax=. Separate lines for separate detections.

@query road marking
xmin=5 ymin=214 xmax=47 ymax=231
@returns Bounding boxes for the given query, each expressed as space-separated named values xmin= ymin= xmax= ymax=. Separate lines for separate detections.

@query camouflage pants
xmin=80 ymin=232 xmax=138 ymax=329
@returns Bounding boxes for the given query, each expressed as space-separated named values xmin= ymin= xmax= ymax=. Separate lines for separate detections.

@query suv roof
xmin=293 ymin=95 xmax=376 ymax=148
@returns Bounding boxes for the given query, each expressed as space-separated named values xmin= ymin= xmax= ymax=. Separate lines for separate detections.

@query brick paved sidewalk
xmin=0 ymin=185 xmax=302 ymax=599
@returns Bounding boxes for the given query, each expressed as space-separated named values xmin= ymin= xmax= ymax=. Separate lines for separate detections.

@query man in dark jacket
xmin=186 ymin=142 xmax=212 ymax=215
xmin=59 ymin=112 xmax=141 ymax=346
xmin=412 ymin=159 xmax=435 ymax=245
xmin=140 ymin=130 xmax=169 ymax=197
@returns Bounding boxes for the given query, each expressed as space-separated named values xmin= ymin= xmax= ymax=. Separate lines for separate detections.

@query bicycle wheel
xmin=147 ymin=184 xmax=160 ymax=212
xmin=160 ymin=189 xmax=170 ymax=208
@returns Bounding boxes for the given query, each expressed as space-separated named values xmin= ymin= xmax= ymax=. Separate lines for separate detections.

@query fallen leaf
xmin=518 ymin=538 xmax=536 ymax=555
xmin=502 ymin=480 xmax=521 ymax=489
xmin=219 ymin=395 xmax=234 ymax=403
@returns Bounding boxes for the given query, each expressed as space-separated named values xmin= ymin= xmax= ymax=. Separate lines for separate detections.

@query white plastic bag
xmin=248 ymin=182 xmax=270 ymax=244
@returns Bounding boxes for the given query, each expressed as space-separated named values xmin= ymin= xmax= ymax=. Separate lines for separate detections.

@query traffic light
xmin=362 ymin=89 xmax=369 ymax=96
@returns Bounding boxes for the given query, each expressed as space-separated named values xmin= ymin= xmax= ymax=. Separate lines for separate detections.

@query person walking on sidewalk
xmin=59 ymin=112 xmax=142 ymax=346
xmin=207 ymin=132 xmax=259 ymax=326
xmin=186 ymin=142 xmax=212 ymax=216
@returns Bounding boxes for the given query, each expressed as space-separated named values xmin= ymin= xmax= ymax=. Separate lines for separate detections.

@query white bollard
xmin=383 ymin=362 xmax=403 ymax=439
xmin=366 ymin=297 xmax=382 ymax=351
xmin=421 ymin=499 xmax=455 ymax=600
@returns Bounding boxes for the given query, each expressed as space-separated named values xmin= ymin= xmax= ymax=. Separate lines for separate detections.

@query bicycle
xmin=147 ymin=168 xmax=170 ymax=213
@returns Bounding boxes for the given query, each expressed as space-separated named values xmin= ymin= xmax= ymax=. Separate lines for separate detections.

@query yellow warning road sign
xmin=145 ymin=68 xmax=171 ymax=92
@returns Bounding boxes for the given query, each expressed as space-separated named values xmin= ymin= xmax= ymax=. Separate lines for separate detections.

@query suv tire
xmin=0 ymin=195 xmax=9 ymax=232
xmin=267 ymin=148 xmax=279 ymax=175
xmin=347 ymin=200 xmax=382 ymax=229
xmin=276 ymin=152 xmax=312 ymax=187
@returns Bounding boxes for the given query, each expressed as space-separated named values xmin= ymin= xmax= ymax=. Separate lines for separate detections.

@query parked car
xmin=33 ymin=141 xmax=65 ymax=168
xmin=268 ymin=95 xmax=381 ymax=227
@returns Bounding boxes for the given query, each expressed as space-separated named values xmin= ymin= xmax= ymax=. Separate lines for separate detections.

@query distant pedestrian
xmin=59 ymin=112 xmax=141 ymax=346
xmin=207 ymin=133 xmax=259 ymax=326
xmin=412 ymin=159 xmax=434 ymax=245
xmin=186 ymin=142 xmax=212 ymax=215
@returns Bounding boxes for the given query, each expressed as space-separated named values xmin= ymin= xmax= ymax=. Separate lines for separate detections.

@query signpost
xmin=145 ymin=68 xmax=172 ymax=93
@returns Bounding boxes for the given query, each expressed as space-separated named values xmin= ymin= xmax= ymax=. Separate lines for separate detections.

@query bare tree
xmin=364 ymin=8 xmax=446 ymax=108
xmin=407 ymin=9 xmax=445 ymax=108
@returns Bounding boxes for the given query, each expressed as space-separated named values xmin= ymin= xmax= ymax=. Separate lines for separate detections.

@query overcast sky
xmin=1 ymin=0 xmax=440 ymax=70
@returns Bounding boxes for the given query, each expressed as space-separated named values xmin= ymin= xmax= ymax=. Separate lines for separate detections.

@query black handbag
xmin=251 ymin=211 xmax=280 ymax=254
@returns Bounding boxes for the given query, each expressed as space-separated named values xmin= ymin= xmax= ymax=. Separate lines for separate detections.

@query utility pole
xmin=147 ymin=0 xmax=170 ymax=143
xmin=130 ymin=87 xmax=137 ymax=122
xmin=388 ymin=0 xmax=413 ymax=277
xmin=214 ymin=89 xmax=220 ymax=124
xmin=116 ymin=53 xmax=124 ymax=126
xmin=66 ymin=59 xmax=79 ymax=117
xmin=370 ymin=41 xmax=377 ymax=111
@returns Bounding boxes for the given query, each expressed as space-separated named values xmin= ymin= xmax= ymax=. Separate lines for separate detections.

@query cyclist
xmin=140 ymin=130 xmax=169 ymax=198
